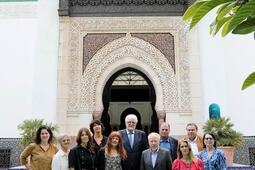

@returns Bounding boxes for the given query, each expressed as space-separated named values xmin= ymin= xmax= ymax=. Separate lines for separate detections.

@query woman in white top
xmin=52 ymin=133 xmax=71 ymax=170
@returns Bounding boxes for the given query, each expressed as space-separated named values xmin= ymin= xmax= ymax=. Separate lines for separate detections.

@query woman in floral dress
xmin=198 ymin=133 xmax=227 ymax=170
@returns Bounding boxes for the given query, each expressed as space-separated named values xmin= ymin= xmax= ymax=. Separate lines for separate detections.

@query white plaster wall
xmin=198 ymin=12 xmax=255 ymax=136
xmin=0 ymin=0 xmax=59 ymax=137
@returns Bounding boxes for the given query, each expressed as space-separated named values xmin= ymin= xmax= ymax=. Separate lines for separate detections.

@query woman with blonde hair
xmin=172 ymin=139 xmax=204 ymax=170
xmin=95 ymin=131 xmax=127 ymax=170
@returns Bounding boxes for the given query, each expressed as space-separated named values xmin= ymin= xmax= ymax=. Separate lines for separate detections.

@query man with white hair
xmin=140 ymin=132 xmax=172 ymax=170
xmin=119 ymin=114 xmax=148 ymax=170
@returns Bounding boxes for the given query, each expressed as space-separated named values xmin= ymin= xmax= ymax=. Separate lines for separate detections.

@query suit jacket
xmin=119 ymin=129 xmax=149 ymax=170
xmin=160 ymin=136 xmax=178 ymax=161
xmin=140 ymin=148 xmax=172 ymax=170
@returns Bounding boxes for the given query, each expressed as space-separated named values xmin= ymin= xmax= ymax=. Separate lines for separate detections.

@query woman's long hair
xmin=76 ymin=127 xmax=95 ymax=153
xmin=177 ymin=139 xmax=196 ymax=162
xmin=105 ymin=131 xmax=127 ymax=160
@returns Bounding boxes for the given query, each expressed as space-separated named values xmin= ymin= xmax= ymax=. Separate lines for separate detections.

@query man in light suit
xmin=119 ymin=114 xmax=148 ymax=170
xmin=140 ymin=132 xmax=172 ymax=170
xmin=159 ymin=122 xmax=178 ymax=161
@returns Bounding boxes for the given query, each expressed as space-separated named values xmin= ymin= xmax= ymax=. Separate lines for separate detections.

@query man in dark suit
xmin=140 ymin=132 xmax=172 ymax=170
xmin=119 ymin=114 xmax=148 ymax=170
xmin=159 ymin=122 xmax=178 ymax=161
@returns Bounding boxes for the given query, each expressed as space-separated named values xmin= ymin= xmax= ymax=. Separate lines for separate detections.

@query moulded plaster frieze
xmin=66 ymin=17 xmax=191 ymax=114
xmin=81 ymin=36 xmax=178 ymax=112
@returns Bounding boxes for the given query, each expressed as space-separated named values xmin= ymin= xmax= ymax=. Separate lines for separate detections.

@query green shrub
xmin=203 ymin=117 xmax=244 ymax=148
xmin=18 ymin=119 xmax=58 ymax=147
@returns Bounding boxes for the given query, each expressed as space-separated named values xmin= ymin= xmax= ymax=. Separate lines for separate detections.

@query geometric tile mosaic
xmin=0 ymin=138 xmax=23 ymax=167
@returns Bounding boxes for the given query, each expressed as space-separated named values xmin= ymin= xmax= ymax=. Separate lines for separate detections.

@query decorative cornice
xmin=59 ymin=0 xmax=191 ymax=17
xmin=69 ymin=0 xmax=187 ymax=6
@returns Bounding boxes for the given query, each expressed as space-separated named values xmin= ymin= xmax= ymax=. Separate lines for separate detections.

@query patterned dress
xmin=198 ymin=148 xmax=227 ymax=170
xmin=105 ymin=154 xmax=122 ymax=170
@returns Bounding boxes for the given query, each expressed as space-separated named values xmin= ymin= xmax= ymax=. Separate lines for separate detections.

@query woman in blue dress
xmin=198 ymin=133 xmax=227 ymax=170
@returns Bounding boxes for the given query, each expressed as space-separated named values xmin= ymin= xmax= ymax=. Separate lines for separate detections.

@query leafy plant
xmin=203 ymin=117 xmax=244 ymax=148
xmin=183 ymin=0 xmax=255 ymax=37
xmin=183 ymin=0 xmax=255 ymax=89
xmin=242 ymin=72 xmax=255 ymax=90
xmin=17 ymin=119 xmax=58 ymax=147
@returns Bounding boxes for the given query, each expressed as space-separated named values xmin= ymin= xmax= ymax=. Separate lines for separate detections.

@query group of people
xmin=20 ymin=114 xmax=227 ymax=170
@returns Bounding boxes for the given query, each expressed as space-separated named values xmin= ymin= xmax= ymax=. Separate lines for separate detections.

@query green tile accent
xmin=0 ymin=0 xmax=37 ymax=2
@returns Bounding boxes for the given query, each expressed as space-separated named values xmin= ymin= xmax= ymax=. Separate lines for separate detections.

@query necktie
xmin=151 ymin=151 xmax=157 ymax=168
xmin=128 ymin=132 xmax=133 ymax=148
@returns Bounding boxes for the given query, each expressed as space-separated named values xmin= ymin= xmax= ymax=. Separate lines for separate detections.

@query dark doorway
xmin=101 ymin=67 xmax=158 ymax=136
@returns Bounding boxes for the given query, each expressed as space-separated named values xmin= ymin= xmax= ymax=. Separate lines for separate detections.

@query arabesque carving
xmin=66 ymin=17 xmax=191 ymax=114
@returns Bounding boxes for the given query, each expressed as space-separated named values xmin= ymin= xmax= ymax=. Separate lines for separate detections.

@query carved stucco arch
xmin=66 ymin=17 xmax=191 ymax=118
xmin=95 ymin=57 xmax=164 ymax=110
xmin=80 ymin=35 xmax=178 ymax=117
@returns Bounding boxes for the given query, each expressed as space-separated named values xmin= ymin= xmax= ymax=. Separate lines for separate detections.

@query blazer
xmin=140 ymin=148 xmax=172 ymax=170
xmin=160 ymin=136 xmax=178 ymax=161
xmin=119 ymin=129 xmax=149 ymax=170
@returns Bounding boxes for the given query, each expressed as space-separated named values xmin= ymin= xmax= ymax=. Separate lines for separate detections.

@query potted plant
xmin=203 ymin=117 xmax=244 ymax=166
xmin=18 ymin=119 xmax=58 ymax=147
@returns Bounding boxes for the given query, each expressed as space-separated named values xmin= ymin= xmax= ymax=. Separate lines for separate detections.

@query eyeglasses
xmin=205 ymin=137 xmax=213 ymax=140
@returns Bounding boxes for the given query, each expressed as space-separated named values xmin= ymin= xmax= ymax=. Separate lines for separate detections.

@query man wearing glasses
xmin=119 ymin=114 xmax=148 ymax=170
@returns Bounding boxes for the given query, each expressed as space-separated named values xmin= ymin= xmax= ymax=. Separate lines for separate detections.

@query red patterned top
xmin=172 ymin=158 xmax=204 ymax=170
